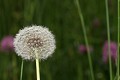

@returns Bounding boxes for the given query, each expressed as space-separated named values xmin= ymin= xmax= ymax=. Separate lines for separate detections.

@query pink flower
xmin=78 ymin=44 xmax=93 ymax=54
xmin=102 ymin=41 xmax=117 ymax=63
xmin=92 ymin=18 xmax=101 ymax=28
xmin=0 ymin=36 xmax=14 ymax=52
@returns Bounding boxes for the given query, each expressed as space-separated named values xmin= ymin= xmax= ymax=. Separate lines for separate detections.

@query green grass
xmin=0 ymin=0 xmax=118 ymax=80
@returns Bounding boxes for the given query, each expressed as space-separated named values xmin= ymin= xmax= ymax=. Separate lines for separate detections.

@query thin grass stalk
xmin=75 ymin=0 xmax=94 ymax=80
xmin=117 ymin=0 xmax=120 ymax=79
xmin=105 ymin=0 xmax=112 ymax=80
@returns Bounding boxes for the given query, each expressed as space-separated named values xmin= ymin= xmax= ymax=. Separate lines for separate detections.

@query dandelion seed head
xmin=14 ymin=25 xmax=56 ymax=60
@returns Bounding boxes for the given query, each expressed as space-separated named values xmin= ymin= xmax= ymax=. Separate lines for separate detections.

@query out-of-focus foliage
xmin=0 ymin=0 xmax=117 ymax=80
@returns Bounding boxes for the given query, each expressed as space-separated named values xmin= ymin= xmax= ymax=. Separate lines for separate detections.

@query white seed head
xmin=14 ymin=25 xmax=56 ymax=60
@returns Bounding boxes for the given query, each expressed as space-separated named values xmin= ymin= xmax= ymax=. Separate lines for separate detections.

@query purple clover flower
xmin=0 ymin=35 xmax=14 ymax=52
xmin=92 ymin=18 xmax=101 ymax=28
xmin=78 ymin=44 xmax=93 ymax=54
xmin=102 ymin=41 xmax=117 ymax=63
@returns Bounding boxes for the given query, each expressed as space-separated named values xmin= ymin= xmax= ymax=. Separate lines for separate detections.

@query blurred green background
xmin=0 ymin=0 xmax=118 ymax=80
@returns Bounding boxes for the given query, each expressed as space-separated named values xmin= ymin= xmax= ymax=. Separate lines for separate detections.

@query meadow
xmin=0 ymin=0 xmax=119 ymax=80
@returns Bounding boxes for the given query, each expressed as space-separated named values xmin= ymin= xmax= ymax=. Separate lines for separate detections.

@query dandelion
xmin=14 ymin=25 xmax=56 ymax=80
xmin=0 ymin=35 xmax=14 ymax=52
xmin=102 ymin=41 xmax=117 ymax=63
xmin=14 ymin=25 xmax=56 ymax=60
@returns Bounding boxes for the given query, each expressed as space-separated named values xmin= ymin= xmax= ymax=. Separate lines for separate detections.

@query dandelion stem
xmin=75 ymin=0 xmax=94 ymax=80
xmin=117 ymin=0 xmax=120 ymax=79
xmin=105 ymin=0 xmax=112 ymax=80
xmin=20 ymin=60 xmax=24 ymax=80
xmin=36 ymin=59 xmax=40 ymax=80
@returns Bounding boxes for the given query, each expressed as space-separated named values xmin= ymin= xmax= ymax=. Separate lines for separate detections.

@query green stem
xmin=36 ymin=59 xmax=40 ymax=80
xmin=20 ymin=60 xmax=24 ymax=80
xmin=12 ymin=55 xmax=17 ymax=80
xmin=117 ymin=0 xmax=120 ymax=79
xmin=75 ymin=0 xmax=94 ymax=80
xmin=77 ymin=63 xmax=83 ymax=80
xmin=105 ymin=0 xmax=112 ymax=80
